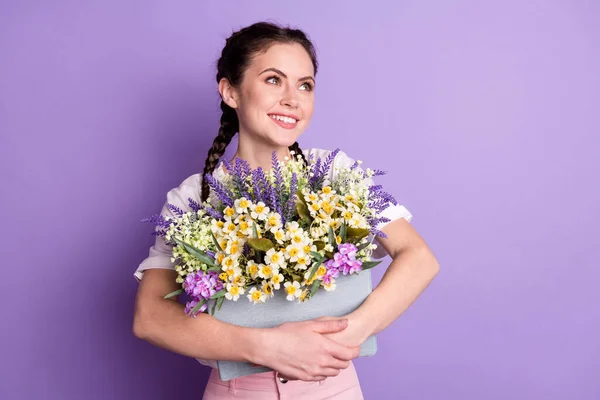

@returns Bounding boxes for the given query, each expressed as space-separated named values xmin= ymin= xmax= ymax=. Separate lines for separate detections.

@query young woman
xmin=133 ymin=22 xmax=440 ymax=399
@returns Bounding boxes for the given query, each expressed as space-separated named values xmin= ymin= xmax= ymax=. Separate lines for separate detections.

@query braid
xmin=201 ymin=101 xmax=238 ymax=202
xmin=288 ymin=141 xmax=307 ymax=166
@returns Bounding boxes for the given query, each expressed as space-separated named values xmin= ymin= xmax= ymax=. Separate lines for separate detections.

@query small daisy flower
xmin=295 ymin=255 xmax=310 ymax=271
xmin=246 ymin=261 xmax=259 ymax=279
xmin=258 ymin=264 xmax=275 ymax=279
xmin=324 ymin=281 xmax=336 ymax=291
xmin=285 ymin=244 xmax=302 ymax=262
xmin=223 ymin=206 xmax=236 ymax=220
xmin=262 ymin=281 xmax=274 ymax=297
xmin=265 ymin=248 xmax=285 ymax=268
xmin=265 ymin=212 xmax=282 ymax=230
xmin=250 ymin=202 xmax=270 ymax=220
xmin=270 ymin=273 xmax=284 ymax=290
xmin=271 ymin=228 xmax=287 ymax=244
xmin=247 ymin=287 xmax=267 ymax=303
xmin=234 ymin=197 xmax=251 ymax=214
xmin=284 ymin=281 xmax=302 ymax=301
xmin=225 ymin=284 xmax=244 ymax=301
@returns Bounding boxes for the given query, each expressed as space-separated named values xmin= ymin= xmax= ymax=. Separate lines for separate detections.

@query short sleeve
xmin=332 ymin=150 xmax=413 ymax=259
xmin=134 ymin=173 xmax=202 ymax=282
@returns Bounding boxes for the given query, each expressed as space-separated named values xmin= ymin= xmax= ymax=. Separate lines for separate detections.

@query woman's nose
xmin=280 ymin=87 xmax=299 ymax=108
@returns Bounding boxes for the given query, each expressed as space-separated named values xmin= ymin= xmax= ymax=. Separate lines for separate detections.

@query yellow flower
xmin=284 ymin=281 xmax=302 ymax=301
xmin=258 ymin=264 xmax=274 ymax=279
xmin=336 ymin=235 xmax=342 ymax=244
xmin=219 ymin=272 xmax=228 ymax=281
xmin=322 ymin=186 xmax=332 ymax=195
xmin=247 ymin=287 xmax=266 ymax=303
xmin=270 ymin=273 xmax=284 ymax=290
xmin=299 ymin=290 xmax=308 ymax=302
xmin=316 ymin=265 xmax=327 ymax=277
xmin=224 ymin=207 xmax=235 ymax=218
xmin=310 ymin=202 xmax=321 ymax=212
xmin=262 ymin=282 xmax=274 ymax=296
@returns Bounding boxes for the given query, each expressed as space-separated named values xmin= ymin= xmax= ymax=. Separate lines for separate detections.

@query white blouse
xmin=133 ymin=148 xmax=413 ymax=368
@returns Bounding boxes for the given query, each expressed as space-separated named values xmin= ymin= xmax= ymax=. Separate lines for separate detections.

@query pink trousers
xmin=202 ymin=361 xmax=364 ymax=399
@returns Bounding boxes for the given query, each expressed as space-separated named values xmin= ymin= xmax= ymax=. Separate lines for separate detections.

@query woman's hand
xmin=319 ymin=314 xmax=371 ymax=349
xmin=251 ymin=318 xmax=361 ymax=382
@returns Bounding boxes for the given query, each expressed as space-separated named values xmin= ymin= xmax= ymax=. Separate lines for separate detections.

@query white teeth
xmin=270 ymin=115 xmax=297 ymax=124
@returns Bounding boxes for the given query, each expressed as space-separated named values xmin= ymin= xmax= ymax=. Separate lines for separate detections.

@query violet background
xmin=1 ymin=1 xmax=598 ymax=399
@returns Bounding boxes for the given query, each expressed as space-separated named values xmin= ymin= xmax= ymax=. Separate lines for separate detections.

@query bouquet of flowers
xmin=143 ymin=149 xmax=398 ymax=317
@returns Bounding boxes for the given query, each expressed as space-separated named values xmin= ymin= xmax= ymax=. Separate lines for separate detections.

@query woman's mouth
xmin=269 ymin=114 xmax=298 ymax=129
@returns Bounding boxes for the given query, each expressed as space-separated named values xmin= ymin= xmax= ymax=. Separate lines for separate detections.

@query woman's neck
xmin=226 ymin=136 xmax=292 ymax=172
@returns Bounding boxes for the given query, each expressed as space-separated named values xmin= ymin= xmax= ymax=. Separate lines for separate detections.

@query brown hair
xmin=200 ymin=21 xmax=317 ymax=202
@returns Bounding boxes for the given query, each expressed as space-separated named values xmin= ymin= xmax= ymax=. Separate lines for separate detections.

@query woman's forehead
xmin=248 ymin=43 xmax=314 ymax=78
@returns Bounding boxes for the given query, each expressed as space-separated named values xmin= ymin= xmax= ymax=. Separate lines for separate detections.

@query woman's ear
xmin=218 ymin=78 xmax=239 ymax=109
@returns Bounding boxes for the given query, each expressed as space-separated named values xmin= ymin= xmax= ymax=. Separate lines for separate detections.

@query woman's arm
xmin=133 ymin=269 xmax=360 ymax=381
xmin=325 ymin=218 xmax=440 ymax=345
xmin=133 ymin=269 xmax=258 ymax=362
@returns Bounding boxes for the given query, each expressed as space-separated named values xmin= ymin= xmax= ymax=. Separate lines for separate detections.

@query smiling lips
xmin=269 ymin=113 xmax=299 ymax=129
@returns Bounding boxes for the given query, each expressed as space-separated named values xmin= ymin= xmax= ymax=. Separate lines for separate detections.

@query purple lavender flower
xmin=270 ymin=151 xmax=285 ymax=216
xmin=166 ymin=203 xmax=184 ymax=216
xmin=188 ymin=198 xmax=202 ymax=213
xmin=204 ymin=174 xmax=234 ymax=208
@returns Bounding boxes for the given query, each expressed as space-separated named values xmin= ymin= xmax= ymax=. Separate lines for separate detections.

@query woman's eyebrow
xmin=259 ymin=67 xmax=315 ymax=83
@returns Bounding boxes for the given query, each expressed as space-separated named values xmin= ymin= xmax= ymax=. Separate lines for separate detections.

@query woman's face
xmin=225 ymin=42 xmax=315 ymax=148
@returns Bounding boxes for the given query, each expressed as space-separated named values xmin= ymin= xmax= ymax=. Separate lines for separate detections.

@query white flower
xmin=247 ymin=287 xmax=267 ymax=303
xmin=270 ymin=273 xmax=284 ymax=290
xmin=265 ymin=212 xmax=282 ymax=230
xmin=250 ymin=202 xmax=270 ymax=220
xmin=234 ymin=197 xmax=251 ymax=214
xmin=284 ymin=281 xmax=302 ymax=301
xmin=284 ymin=244 xmax=303 ymax=262
xmin=221 ymin=255 xmax=239 ymax=270
xmin=294 ymin=255 xmax=310 ymax=271
xmin=265 ymin=248 xmax=285 ymax=268
xmin=271 ymin=228 xmax=287 ymax=244
xmin=324 ymin=244 xmax=334 ymax=253
xmin=258 ymin=264 xmax=275 ymax=279
xmin=246 ymin=261 xmax=259 ymax=279
xmin=323 ymin=281 xmax=336 ymax=292
xmin=285 ymin=221 xmax=301 ymax=235
xmin=225 ymin=284 xmax=244 ymax=301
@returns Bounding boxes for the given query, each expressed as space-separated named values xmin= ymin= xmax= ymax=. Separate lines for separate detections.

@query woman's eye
xmin=299 ymin=82 xmax=313 ymax=91
xmin=266 ymin=76 xmax=280 ymax=85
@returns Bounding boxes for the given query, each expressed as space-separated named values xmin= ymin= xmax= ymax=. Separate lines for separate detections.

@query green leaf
xmin=211 ymin=231 xmax=223 ymax=252
xmin=361 ymin=260 xmax=383 ymax=270
xmin=357 ymin=242 xmax=371 ymax=252
xmin=310 ymin=279 xmax=321 ymax=298
xmin=210 ymin=298 xmax=218 ymax=316
xmin=309 ymin=251 xmax=324 ymax=260
xmin=210 ymin=290 xmax=226 ymax=300
xmin=188 ymin=299 xmax=207 ymax=317
xmin=328 ymin=226 xmax=336 ymax=247
xmin=217 ymin=296 xmax=225 ymax=311
xmin=296 ymin=201 xmax=312 ymax=223
xmin=252 ymin=223 xmax=259 ymax=239
xmin=163 ymin=288 xmax=183 ymax=299
xmin=314 ymin=241 xmax=326 ymax=251
xmin=308 ymin=259 xmax=324 ymax=281
xmin=173 ymin=238 xmax=218 ymax=267
xmin=247 ymin=238 xmax=275 ymax=252
xmin=207 ymin=265 xmax=222 ymax=272
xmin=340 ymin=221 xmax=347 ymax=243
xmin=346 ymin=228 xmax=370 ymax=241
